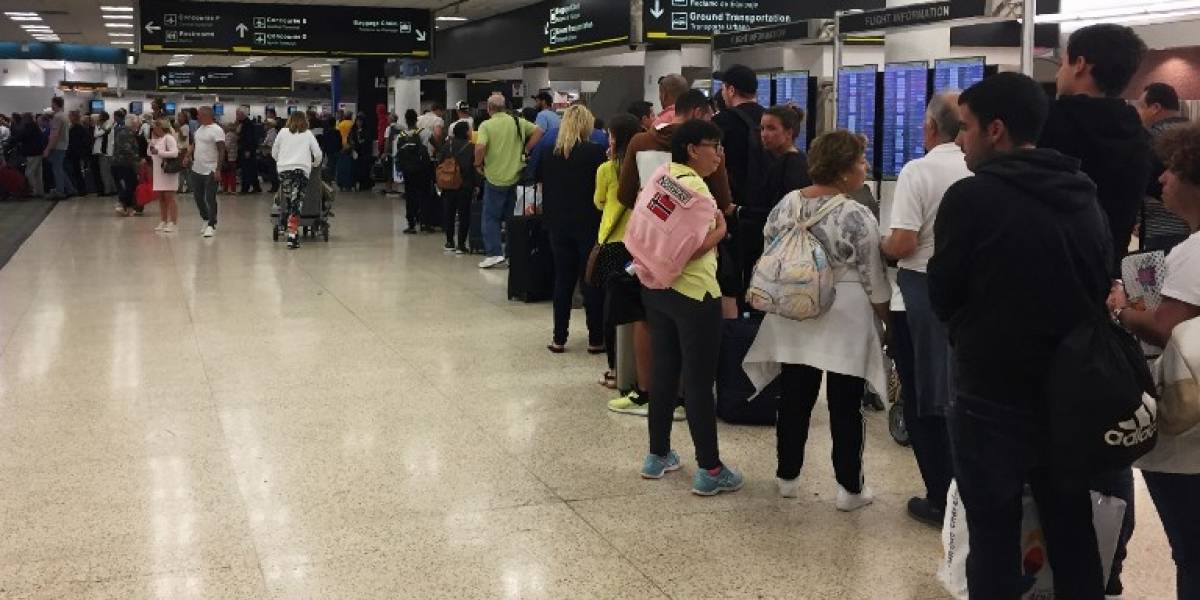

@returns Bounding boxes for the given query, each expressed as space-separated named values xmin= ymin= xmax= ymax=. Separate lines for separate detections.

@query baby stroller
xmin=271 ymin=171 xmax=335 ymax=242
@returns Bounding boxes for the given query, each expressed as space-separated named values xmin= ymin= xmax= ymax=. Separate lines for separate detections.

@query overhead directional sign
xmin=139 ymin=0 xmax=432 ymax=58
xmin=156 ymin=67 xmax=292 ymax=93
xmin=644 ymin=0 xmax=883 ymax=41
xmin=543 ymin=0 xmax=630 ymax=55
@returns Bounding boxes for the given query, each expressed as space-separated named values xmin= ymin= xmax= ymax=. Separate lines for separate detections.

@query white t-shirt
xmin=1162 ymin=231 xmax=1200 ymax=307
xmin=190 ymin=123 xmax=225 ymax=176
xmin=416 ymin=112 xmax=444 ymax=155
xmin=272 ymin=128 xmax=323 ymax=176
xmin=889 ymin=143 xmax=972 ymax=273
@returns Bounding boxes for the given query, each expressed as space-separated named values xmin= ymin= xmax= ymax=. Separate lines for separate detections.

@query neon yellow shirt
xmin=669 ymin=163 xmax=721 ymax=301
xmin=594 ymin=161 xmax=629 ymax=243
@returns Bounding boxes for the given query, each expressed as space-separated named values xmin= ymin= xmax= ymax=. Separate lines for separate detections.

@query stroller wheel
xmin=889 ymin=402 xmax=910 ymax=447
xmin=322 ymin=224 xmax=330 ymax=242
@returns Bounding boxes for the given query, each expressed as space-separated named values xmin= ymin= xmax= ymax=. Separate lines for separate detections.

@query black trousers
xmin=442 ymin=187 xmax=472 ymax=247
xmin=239 ymin=151 xmax=261 ymax=192
xmin=950 ymin=396 xmax=1105 ymax=600
xmin=110 ymin=164 xmax=138 ymax=208
xmin=402 ymin=168 xmax=431 ymax=227
xmin=777 ymin=364 xmax=866 ymax=492
xmin=642 ymin=288 xmax=722 ymax=470
xmin=1091 ymin=467 xmax=1135 ymax=595
xmin=549 ymin=227 xmax=604 ymax=347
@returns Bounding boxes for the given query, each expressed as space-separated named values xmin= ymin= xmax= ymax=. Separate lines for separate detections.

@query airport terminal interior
xmin=0 ymin=0 xmax=1198 ymax=599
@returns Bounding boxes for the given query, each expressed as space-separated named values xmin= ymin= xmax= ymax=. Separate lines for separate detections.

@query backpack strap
xmin=801 ymin=194 xmax=848 ymax=229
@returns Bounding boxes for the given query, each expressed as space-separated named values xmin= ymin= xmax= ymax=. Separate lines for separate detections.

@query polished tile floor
xmin=0 ymin=192 xmax=1177 ymax=599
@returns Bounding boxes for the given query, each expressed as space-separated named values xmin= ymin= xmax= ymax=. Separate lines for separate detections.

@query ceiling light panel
xmin=105 ymin=23 xmax=133 ymax=28
xmin=100 ymin=6 xmax=135 ymax=11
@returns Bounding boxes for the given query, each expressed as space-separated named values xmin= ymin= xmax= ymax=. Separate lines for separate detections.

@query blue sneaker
xmin=640 ymin=451 xmax=682 ymax=479
xmin=692 ymin=465 xmax=744 ymax=496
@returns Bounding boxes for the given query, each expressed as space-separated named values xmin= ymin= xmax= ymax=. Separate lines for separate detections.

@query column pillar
xmin=643 ymin=49 xmax=682 ymax=108
xmin=521 ymin=63 xmax=549 ymax=108
xmin=330 ymin=65 xmax=342 ymax=115
xmin=355 ymin=58 xmax=387 ymax=154
xmin=394 ymin=78 xmax=421 ymax=122
xmin=445 ymin=74 xmax=467 ymax=110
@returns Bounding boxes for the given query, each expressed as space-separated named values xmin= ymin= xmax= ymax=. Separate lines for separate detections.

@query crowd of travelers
xmin=0 ymin=21 xmax=1197 ymax=599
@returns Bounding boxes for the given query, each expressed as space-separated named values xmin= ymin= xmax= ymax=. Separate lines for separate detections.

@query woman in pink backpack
xmin=627 ymin=119 xmax=744 ymax=496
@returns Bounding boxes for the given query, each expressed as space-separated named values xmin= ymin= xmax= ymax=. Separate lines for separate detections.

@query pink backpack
xmin=624 ymin=164 xmax=717 ymax=289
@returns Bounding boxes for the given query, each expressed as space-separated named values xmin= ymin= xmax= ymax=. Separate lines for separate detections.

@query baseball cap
xmin=712 ymin=64 xmax=757 ymax=95
xmin=455 ymin=100 xmax=470 ymax=111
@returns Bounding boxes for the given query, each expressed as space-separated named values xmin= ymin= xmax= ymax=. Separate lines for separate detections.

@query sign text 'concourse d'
xmin=139 ymin=0 xmax=432 ymax=58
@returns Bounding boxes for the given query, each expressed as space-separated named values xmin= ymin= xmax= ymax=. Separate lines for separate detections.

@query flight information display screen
xmin=837 ymin=65 xmax=878 ymax=170
xmin=934 ymin=57 xmax=985 ymax=93
xmin=774 ymin=70 xmax=810 ymax=150
xmin=882 ymin=61 xmax=929 ymax=179
xmin=756 ymin=74 xmax=772 ymax=107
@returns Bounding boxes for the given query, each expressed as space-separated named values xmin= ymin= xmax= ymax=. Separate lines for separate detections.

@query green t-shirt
xmin=476 ymin=113 xmax=536 ymax=187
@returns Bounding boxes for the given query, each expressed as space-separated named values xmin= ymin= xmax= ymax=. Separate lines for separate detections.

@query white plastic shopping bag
xmin=938 ymin=480 xmax=1127 ymax=600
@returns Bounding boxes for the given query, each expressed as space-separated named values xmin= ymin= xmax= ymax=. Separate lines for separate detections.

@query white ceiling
xmin=0 ymin=0 xmax=540 ymax=82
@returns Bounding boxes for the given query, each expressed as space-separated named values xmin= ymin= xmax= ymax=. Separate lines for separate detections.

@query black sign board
xmin=156 ymin=67 xmax=292 ymax=93
xmin=543 ymin=0 xmax=631 ymax=55
xmin=430 ymin=3 xmax=545 ymax=73
xmin=644 ymin=0 xmax=882 ymax=41
xmin=712 ymin=20 xmax=820 ymax=52
xmin=139 ymin=0 xmax=432 ymax=58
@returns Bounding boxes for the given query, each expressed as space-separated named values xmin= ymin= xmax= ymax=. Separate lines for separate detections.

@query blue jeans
xmin=1143 ymin=470 xmax=1200 ymax=600
xmin=48 ymin=149 xmax=75 ymax=196
xmin=482 ymin=182 xmax=516 ymax=258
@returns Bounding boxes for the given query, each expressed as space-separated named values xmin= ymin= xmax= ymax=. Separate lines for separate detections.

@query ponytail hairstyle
xmin=764 ymin=104 xmax=805 ymax=138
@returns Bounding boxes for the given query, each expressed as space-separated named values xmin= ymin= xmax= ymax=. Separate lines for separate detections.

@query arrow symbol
xmin=144 ymin=20 xmax=161 ymax=34
xmin=200 ymin=75 xmax=206 ymax=82
xmin=235 ymin=22 xmax=248 ymax=38
xmin=415 ymin=28 xmax=426 ymax=41
xmin=650 ymin=0 xmax=664 ymax=19
xmin=544 ymin=22 xmax=549 ymax=35
xmin=160 ymin=74 xmax=167 ymax=82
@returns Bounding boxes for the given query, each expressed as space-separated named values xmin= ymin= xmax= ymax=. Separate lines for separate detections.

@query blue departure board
xmin=756 ymin=74 xmax=772 ymax=107
xmin=882 ymin=61 xmax=929 ymax=179
xmin=774 ymin=70 xmax=810 ymax=150
xmin=837 ymin=65 xmax=878 ymax=170
xmin=934 ymin=57 xmax=985 ymax=93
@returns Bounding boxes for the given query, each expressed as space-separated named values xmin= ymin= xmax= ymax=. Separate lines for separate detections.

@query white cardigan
xmin=271 ymin=128 xmax=323 ymax=176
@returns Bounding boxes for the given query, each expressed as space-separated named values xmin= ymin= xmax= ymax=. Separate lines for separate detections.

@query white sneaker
xmin=202 ymin=225 xmax=215 ymax=238
xmin=155 ymin=221 xmax=168 ymax=232
xmin=162 ymin=222 xmax=177 ymax=234
xmin=114 ymin=203 xmax=125 ymax=214
xmin=777 ymin=477 xmax=800 ymax=499
xmin=835 ymin=484 xmax=874 ymax=512
xmin=478 ymin=256 xmax=506 ymax=269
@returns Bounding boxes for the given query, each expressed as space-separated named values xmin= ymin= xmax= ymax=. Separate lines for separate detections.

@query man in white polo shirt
xmin=189 ymin=106 xmax=226 ymax=238
xmin=882 ymin=91 xmax=972 ymax=527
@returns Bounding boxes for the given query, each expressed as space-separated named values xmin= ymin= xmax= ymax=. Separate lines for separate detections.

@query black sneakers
xmin=906 ymin=497 xmax=945 ymax=528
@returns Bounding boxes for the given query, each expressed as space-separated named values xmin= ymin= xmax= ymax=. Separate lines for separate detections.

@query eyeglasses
xmin=695 ymin=141 xmax=724 ymax=154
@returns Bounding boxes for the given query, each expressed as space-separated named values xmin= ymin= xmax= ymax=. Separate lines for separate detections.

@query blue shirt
xmin=535 ymin=109 xmax=560 ymax=133
xmin=524 ymin=127 xmax=609 ymax=182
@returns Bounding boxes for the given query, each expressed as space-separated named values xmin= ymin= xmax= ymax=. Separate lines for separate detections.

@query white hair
xmin=926 ymin=91 xmax=962 ymax=142
xmin=487 ymin=94 xmax=507 ymax=113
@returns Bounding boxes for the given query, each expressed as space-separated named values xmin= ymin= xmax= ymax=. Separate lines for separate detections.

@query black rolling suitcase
xmin=505 ymin=190 xmax=554 ymax=302
xmin=421 ymin=187 xmax=442 ymax=230
xmin=716 ymin=313 xmax=780 ymax=425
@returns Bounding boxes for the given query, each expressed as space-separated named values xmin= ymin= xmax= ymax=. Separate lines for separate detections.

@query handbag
xmin=160 ymin=155 xmax=183 ymax=174
xmin=585 ymin=204 xmax=631 ymax=288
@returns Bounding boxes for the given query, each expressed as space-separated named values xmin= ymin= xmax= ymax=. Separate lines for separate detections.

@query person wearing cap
xmin=534 ymin=92 xmax=560 ymax=133
xmin=712 ymin=63 xmax=769 ymax=315
xmin=653 ymin=74 xmax=691 ymax=128
xmin=449 ymin=101 xmax=475 ymax=142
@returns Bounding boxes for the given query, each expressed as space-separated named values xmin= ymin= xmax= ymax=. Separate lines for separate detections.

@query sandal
xmin=547 ymin=343 xmax=566 ymax=354
xmin=599 ymin=371 xmax=617 ymax=389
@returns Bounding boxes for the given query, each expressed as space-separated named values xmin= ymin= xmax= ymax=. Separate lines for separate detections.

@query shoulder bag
xmin=585 ymin=199 xmax=632 ymax=288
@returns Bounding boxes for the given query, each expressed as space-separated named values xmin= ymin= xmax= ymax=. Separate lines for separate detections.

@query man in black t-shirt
xmin=712 ymin=64 xmax=769 ymax=310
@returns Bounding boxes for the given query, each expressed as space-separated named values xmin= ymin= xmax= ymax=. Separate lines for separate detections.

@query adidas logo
xmin=1104 ymin=397 xmax=1158 ymax=447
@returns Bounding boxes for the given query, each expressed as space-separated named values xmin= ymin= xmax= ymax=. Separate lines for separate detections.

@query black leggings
xmin=442 ymin=187 xmax=472 ymax=247
xmin=549 ymin=228 xmax=604 ymax=346
xmin=642 ymin=288 xmax=722 ymax=470
xmin=777 ymin=364 xmax=866 ymax=493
